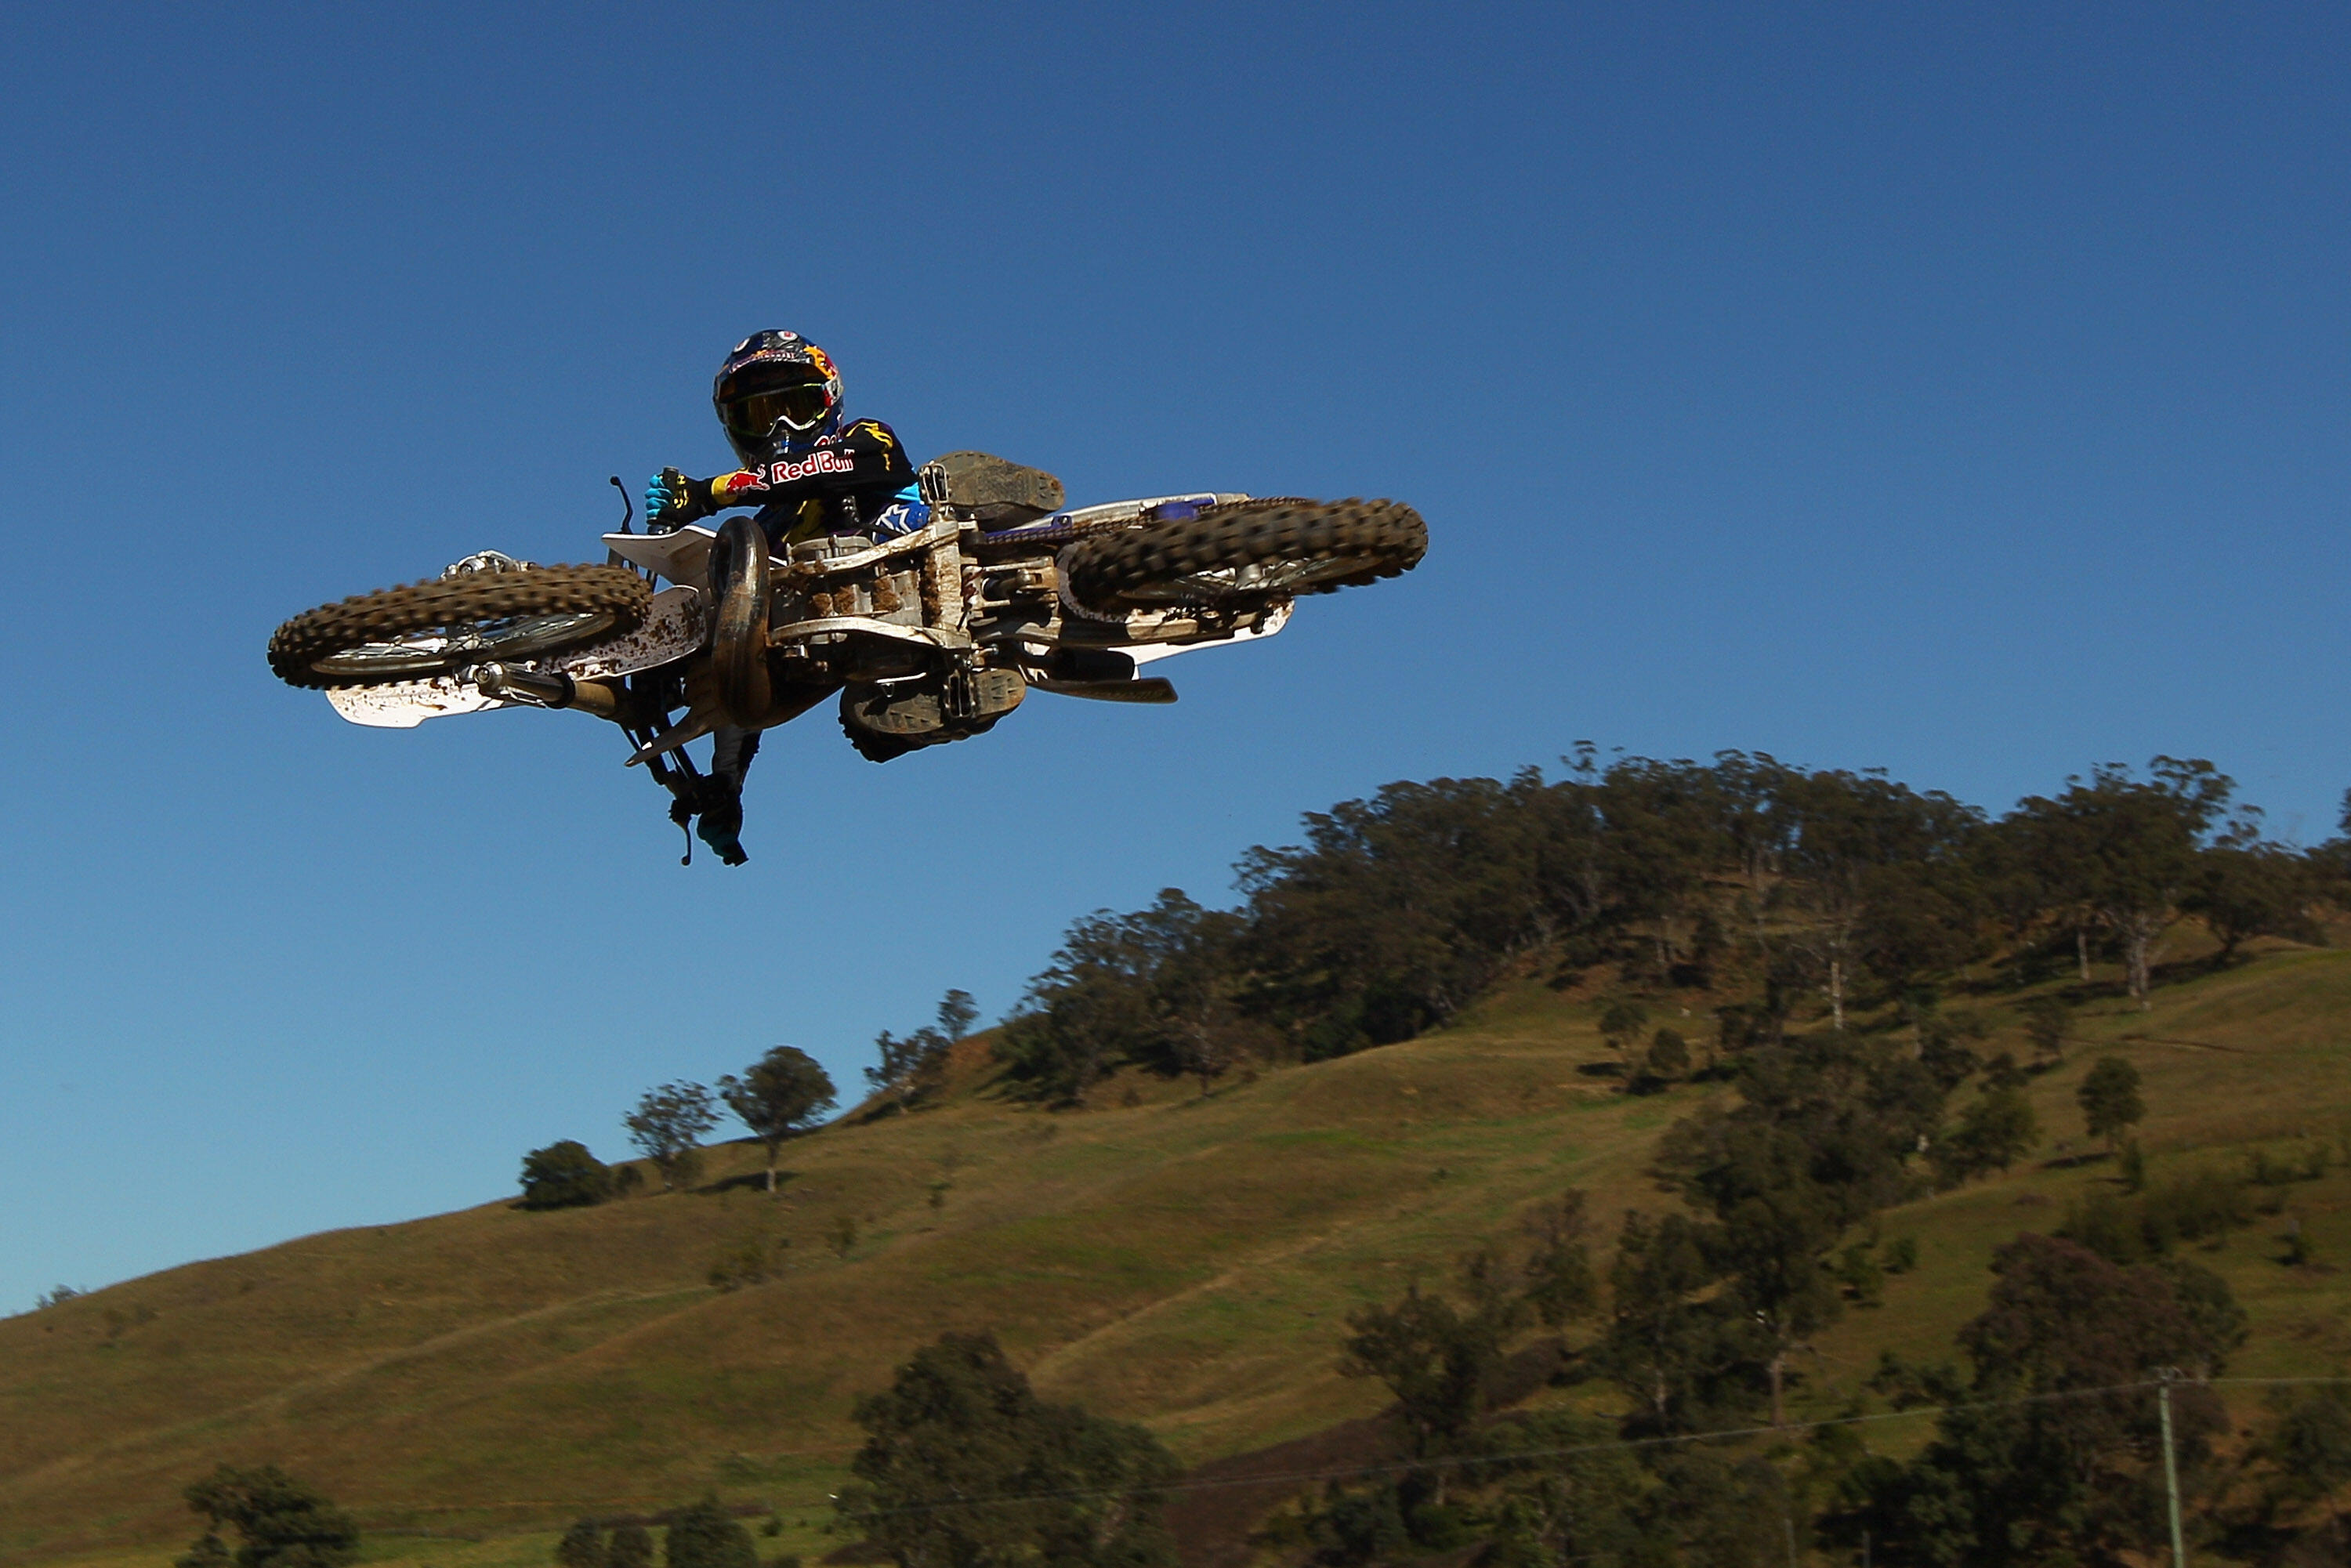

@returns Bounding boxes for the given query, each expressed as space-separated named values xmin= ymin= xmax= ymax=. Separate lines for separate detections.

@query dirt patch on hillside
xmin=1165 ymin=1410 xmax=1401 ymax=1568
xmin=1166 ymin=1340 xmax=1563 ymax=1568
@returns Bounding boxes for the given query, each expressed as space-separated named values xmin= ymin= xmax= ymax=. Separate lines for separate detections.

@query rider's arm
xmin=644 ymin=468 xmax=763 ymax=527
xmin=647 ymin=422 xmax=918 ymax=527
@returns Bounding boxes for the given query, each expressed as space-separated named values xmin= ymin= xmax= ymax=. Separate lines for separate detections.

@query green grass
xmin=6 ymin=940 xmax=2351 ymax=1564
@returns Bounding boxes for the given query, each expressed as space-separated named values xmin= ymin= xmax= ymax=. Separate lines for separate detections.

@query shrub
xmin=519 ymin=1142 xmax=614 ymax=1211
xmin=1306 ymin=1483 xmax=1409 ymax=1566
xmin=1835 ymin=1243 xmax=1886 ymax=1305
xmin=2143 ymin=1167 xmax=2251 ymax=1248
xmin=2248 ymin=1142 xmax=2333 ymax=1186
xmin=2063 ymin=1168 xmax=2252 ymax=1263
xmin=607 ymin=1525 xmax=654 ymax=1568
xmin=708 ymin=1237 xmax=785 ymax=1291
xmin=1645 ymin=1027 xmax=1691 ymax=1083
xmin=2061 ymin=1189 xmax=2150 ymax=1265
xmin=664 ymin=1497 xmax=755 ymax=1568
xmin=554 ymin=1519 xmax=603 ymax=1568
xmin=180 ymin=1464 xmax=358 ymax=1568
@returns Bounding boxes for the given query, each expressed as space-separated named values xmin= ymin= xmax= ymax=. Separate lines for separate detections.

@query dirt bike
xmin=267 ymin=454 xmax=1426 ymax=856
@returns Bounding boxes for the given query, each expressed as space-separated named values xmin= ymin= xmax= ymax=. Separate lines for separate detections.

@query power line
xmin=780 ymin=1375 xmax=2351 ymax=1523
xmin=344 ymin=1374 xmax=2351 ymax=1534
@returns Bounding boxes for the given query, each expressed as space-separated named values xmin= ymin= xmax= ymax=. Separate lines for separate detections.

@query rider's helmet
xmin=712 ymin=329 xmax=845 ymax=466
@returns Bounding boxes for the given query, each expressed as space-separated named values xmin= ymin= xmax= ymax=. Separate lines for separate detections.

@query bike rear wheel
xmin=268 ymin=563 xmax=651 ymax=689
xmin=1058 ymin=498 xmax=1425 ymax=614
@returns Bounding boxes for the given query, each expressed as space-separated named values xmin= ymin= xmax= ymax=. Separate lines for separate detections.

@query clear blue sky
xmin=2 ymin=3 xmax=2346 ymax=1313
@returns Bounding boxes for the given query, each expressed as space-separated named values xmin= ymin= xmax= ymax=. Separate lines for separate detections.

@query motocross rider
xmin=645 ymin=330 xmax=929 ymax=550
xmin=642 ymin=330 xmax=1059 ymax=865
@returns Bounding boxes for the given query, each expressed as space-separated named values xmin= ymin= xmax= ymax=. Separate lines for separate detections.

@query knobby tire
xmin=1059 ymin=498 xmax=1426 ymax=612
xmin=267 ymin=564 xmax=651 ymax=689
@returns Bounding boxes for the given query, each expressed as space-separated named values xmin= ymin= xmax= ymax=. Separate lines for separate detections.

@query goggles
xmin=719 ymin=372 xmax=836 ymax=441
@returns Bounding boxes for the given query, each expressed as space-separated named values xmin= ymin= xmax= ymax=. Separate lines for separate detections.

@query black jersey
xmin=697 ymin=418 xmax=919 ymax=545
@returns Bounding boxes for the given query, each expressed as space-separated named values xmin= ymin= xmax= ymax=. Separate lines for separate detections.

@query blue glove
xmin=644 ymin=468 xmax=691 ymax=531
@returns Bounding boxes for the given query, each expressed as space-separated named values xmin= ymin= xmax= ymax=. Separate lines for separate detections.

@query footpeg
xmin=1030 ymin=677 xmax=1177 ymax=704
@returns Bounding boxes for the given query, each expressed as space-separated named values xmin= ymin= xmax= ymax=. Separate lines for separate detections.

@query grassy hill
xmin=7 ymin=939 xmax=2351 ymax=1568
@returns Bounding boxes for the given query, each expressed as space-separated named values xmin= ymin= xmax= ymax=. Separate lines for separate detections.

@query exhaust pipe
xmin=708 ymin=513 xmax=773 ymax=726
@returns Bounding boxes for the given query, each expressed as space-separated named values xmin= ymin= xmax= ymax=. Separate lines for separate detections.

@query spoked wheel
xmin=267 ymin=563 xmax=650 ymax=689
xmin=1058 ymin=498 xmax=1426 ymax=614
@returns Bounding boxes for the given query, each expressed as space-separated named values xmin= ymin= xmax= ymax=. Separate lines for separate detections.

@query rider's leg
xmin=869 ymin=484 xmax=931 ymax=538
xmin=695 ymin=726 xmax=762 ymax=866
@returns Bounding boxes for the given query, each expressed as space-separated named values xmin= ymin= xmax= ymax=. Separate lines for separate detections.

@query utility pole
xmin=2157 ymin=1367 xmax=2187 ymax=1568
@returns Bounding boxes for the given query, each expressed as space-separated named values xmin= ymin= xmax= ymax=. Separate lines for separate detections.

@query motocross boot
xmin=694 ymin=729 xmax=757 ymax=865
xmin=920 ymin=451 xmax=1065 ymax=527
xmin=697 ymin=798 xmax=748 ymax=865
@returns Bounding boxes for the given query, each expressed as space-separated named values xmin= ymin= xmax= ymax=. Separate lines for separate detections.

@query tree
xmin=2019 ymin=995 xmax=2070 ymax=1066
xmin=1708 ymin=1179 xmax=1844 ymax=1425
xmin=835 ymin=1331 xmax=1178 ymax=1568
xmin=1596 ymin=995 xmax=1649 ymax=1061
xmin=518 ymin=1141 xmax=614 ymax=1211
xmin=867 ymin=990 xmax=981 ymax=1112
xmin=2254 ymin=1384 xmax=2351 ymax=1554
xmin=997 ymin=891 xmax=1256 ymax=1103
xmin=1240 ymin=773 xmax=1571 ymax=1055
xmin=1341 ymin=1261 xmax=1524 ymax=1476
xmin=553 ymin=1519 xmax=604 ymax=1568
xmin=2077 ymin=1056 xmax=2145 ymax=1152
xmin=866 ymin=1028 xmax=938 ymax=1112
xmin=936 ymin=987 xmax=980 ymax=1043
xmin=1639 ymin=1024 xmax=1954 ymax=1430
xmin=1597 ymin=1210 xmax=1730 ymax=1435
xmin=1522 ymin=1190 xmax=1599 ymax=1329
xmin=1643 ymin=1027 xmax=1691 ymax=1086
xmin=1775 ymin=770 xmax=1981 ymax=1029
xmin=180 ymin=1465 xmax=358 ymax=1568
xmin=2015 ymin=759 xmax=2234 ymax=1009
xmin=2186 ymin=843 xmax=2320 ymax=964
xmin=625 ymin=1081 xmax=720 ymax=1192
xmin=1863 ymin=1235 xmax=2241 ymax=1566
xmin=1929 ymin=1086 xmax=2039 ymax=1187
xmin=719 ymin=1047 xmax=836 ymax=1192
xmin=663 ymin=1497 xmax=755 ymax=1568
